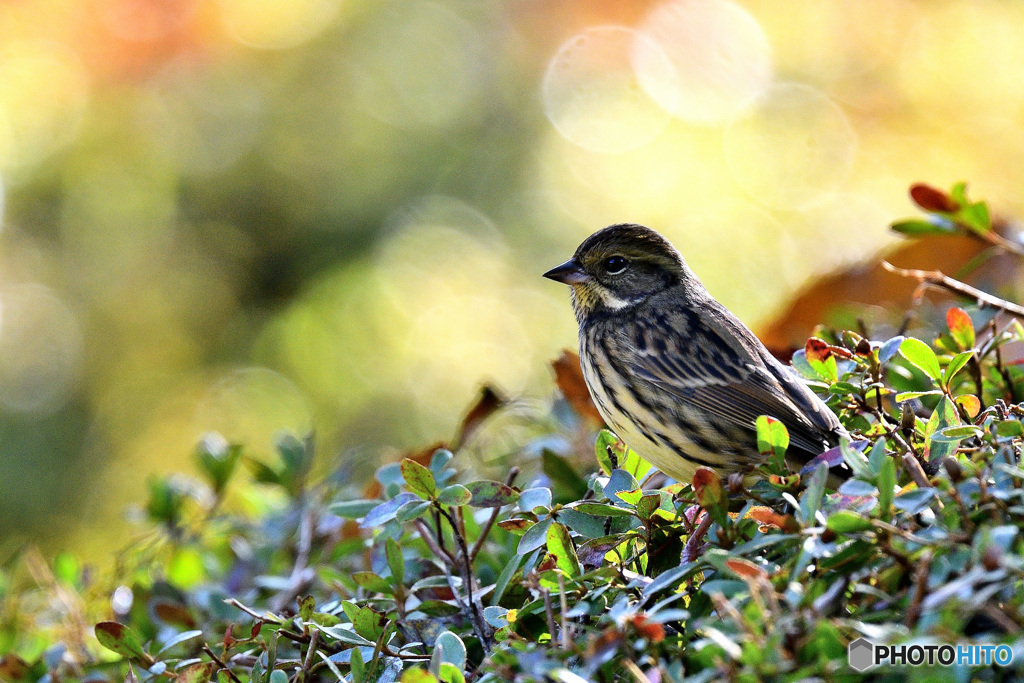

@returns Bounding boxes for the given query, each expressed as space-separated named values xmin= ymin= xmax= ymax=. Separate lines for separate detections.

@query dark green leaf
xmin=465 ymin=480 xmax=519 ymax=508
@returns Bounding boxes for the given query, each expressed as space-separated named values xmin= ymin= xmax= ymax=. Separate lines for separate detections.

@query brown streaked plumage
xmin=544 ymin=223 xmax=846 ymax=484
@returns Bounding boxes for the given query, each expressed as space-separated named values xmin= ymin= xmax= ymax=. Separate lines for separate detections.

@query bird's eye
xmin=604 ymin=256 xmax=627 ymax=274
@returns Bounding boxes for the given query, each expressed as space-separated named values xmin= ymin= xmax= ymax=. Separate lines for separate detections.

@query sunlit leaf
xmin=899 ymin=337 xmax=942 ymax=381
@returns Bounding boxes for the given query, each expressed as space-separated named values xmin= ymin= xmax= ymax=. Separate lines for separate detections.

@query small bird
xmin=544 ymin=223 xmax=846 ymax=484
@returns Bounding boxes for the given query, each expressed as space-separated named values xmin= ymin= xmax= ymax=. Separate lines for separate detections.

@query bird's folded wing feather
xmin=623 ymin=318 xmax=836 ymax=457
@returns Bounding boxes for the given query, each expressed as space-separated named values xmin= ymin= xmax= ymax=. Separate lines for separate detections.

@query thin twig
xmin=542 ymin=587 xmax=557 ymax=643
xmin=413 ymin=519 xmax=457 ymax=566
xmin=469 ymin=467 xmax=519 ymax=563
xmin=271 ymin=505 xmax=317 ymax=613
xmin=224 ymin=598 xmax=284 ymax=623
xmin=202 ymin=645 xmax=244 ymax=683
xmin=558 ymin=572 xmax=570 ymax=651
xmin=300 ymin=629 xmax=319 ymax=682
xmin=881 ymin=261 xmax=1024 ymax=318
xmin=905 ymin=550 xmax=932 ymax=628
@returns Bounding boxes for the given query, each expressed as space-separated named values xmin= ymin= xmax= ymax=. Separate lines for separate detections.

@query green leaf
xmin=755 ymin=415 xmax=789 ymax=468
xmin=931 ymin=424 xmax=982 ymax=443
xmin=926 ymin=397 xmax=962 ymax=461
xmin=401 ymin=670 xmax=438 ymax=683
xmin=899 ymin=337 xmax=942 ymax=381
xmin=558 ymin=508 xmax=610 ymax=538
xmin=396 ymin=499 xmax=432 ymax=522
xmin=545 ymin=522 xmax=581 ymax=577
xmin=386 ymin=537 xmax=404 ymax=586
xmin=571 ymin=502 xmax=637 ymax=517
xmin=542 ymin=449 xmax=589 ymax=499
xmin=194 ymin=435 xmax=241 ymax=494
xmin=316 ymin=624 xmax=375 ymax=647
xmin=895 ymin=390 xmax=944 ymax=402
xmin=604 ymin=470 xmax=641 ymax=507
xmin=959 ymin=200 xmax=991 ymax=234
xmin=465 ymin=480 xmax=519 ymax=508
xmin=436 ymin=484 xmax=472 ymax=507
xmin=431 ymin=632 xmax=466 ymax=676
xmin=595 ymin=430 xmax=650 ymax=479
xmin=943 ymin=350 xmax=975 ymax=387
xmin=401 ymin=459 xmax=438 ymax=498
xmin=269 ymin=670 xmax=288 ymax=683
xmin=350 ymin=647 xmax=365 ymax=683
xmin=799 ymin=463 xmax=828 ymax=526
xmin=95 ymin=622 xmax=152 ymax=664
xmin=636 ymin=494 xmax=662 ymax=521
xmin=893 ymin=488 xmax=936 ymax=514
xmin=298 ymin=595 xmax=315 ymax=622
xmin=826 ymin=511 xmax=873 ymax=533
xmin=439 ymin=663 xmax=466 ymax=683
xmin=877 ymin=457 xmax=895 ymax=518
xmin=890 ymin=218 xmax=956 ymax=235
xmin=517 ymin=517 xmax=553 ymax=555
xmin=352 ymin=572 xmax=393 ymax=594
xmin=518 ymin=487 xmax=552 ymax=512
xmin=351 ymin=606 xmax=388 ymax=642
xmin=328 ymin=500 xmax=379 ymax=519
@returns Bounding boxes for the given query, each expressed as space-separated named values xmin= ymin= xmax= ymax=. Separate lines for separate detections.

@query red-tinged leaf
xmin=692 ymin=467 xmax=728 ymax=525
xmin=746 ymin=506 xmax=800 ymax=533
xmin=725 ymin=558 xmax=768 ymax=580
xmin=94 ymin=622 xmax=154 ymax=665
xmin=174 ymin=662 xmax=214 ymax=683
xmin=946 ymin=307 xmax=975 ymax=349
xmin=910 ymin=183 xmax=957 ymax=212
xmin=805 ymin=338 xmax=832 ymax=363
xmin=0 ymin=655 xmax=31 ymax=682
xmin=956 ymin=394 xmax=981 ymax=418
xmin=153 ymin=600 xmax=197 ymax=629
xmin=453 ymin=385 xmax=506 ymax=450
xmin=629 ymin=615 xmax=666 ymax=643
xmin=552 ymin=350 xmax=604 ymax=424
xmin=497 ymin=519 xmax=533 ymax=534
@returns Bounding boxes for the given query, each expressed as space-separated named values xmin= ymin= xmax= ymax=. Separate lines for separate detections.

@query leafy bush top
xmin=4 ymin=184 xmax=1024 ymax=683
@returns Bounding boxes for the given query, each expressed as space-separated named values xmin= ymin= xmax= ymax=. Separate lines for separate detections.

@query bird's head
xmin=544 ymin=224 xmax=686 ymax=316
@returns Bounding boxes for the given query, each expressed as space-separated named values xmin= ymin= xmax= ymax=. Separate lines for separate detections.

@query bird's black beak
xmin=543 ymin=258 xmax=590 ymax=285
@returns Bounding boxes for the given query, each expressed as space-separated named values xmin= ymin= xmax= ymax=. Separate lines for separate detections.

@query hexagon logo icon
xmin=848 ymin=638 xmax=875 ymax=672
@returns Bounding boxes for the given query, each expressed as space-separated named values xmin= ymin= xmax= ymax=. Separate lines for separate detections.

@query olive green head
xmin=543 ymin=224 xmax=686 ymax=315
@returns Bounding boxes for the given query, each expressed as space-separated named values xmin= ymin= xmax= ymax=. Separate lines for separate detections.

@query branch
xmin=881 ymin=261 xmax=1024 ymax=318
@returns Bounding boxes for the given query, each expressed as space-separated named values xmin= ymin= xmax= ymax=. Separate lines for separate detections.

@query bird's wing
xmin=619 ymin=312 xmax=837 ymax=457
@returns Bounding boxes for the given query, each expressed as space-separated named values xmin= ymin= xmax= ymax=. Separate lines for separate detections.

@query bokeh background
xmin=4 ymin=0 xmax=1024 ymax=558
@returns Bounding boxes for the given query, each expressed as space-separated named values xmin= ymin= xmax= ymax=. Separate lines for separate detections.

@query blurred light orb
xmin=542 ymin=26 xmax=671 ymax=153
xmin=0 ymin=285 xmax=83 ymax=413
xmin=634 ymin=0 xmax=773 ymax=125
xmin=142 ymin=65 xmax=264 ymax=176
xmin=349 ymin=2 xmax=486 ymax=130
xmin=96 ymin=0 xmax=197 ymax=42
xmin=724 ymin=83 xmax=856 ymax=209
xmin=219 ymin=0 xmax=343 ymax=50
xmin=195 ymin=367 xmax=312 ymax=451
xmin=0 ymin=42 xmax=89 ymax=172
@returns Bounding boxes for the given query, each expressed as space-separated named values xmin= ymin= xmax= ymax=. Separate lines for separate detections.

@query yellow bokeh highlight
xmin=0 ymin=41 xmax=89 ymax=173
xmin=219 ymin=0 xmax=343 ymax=49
